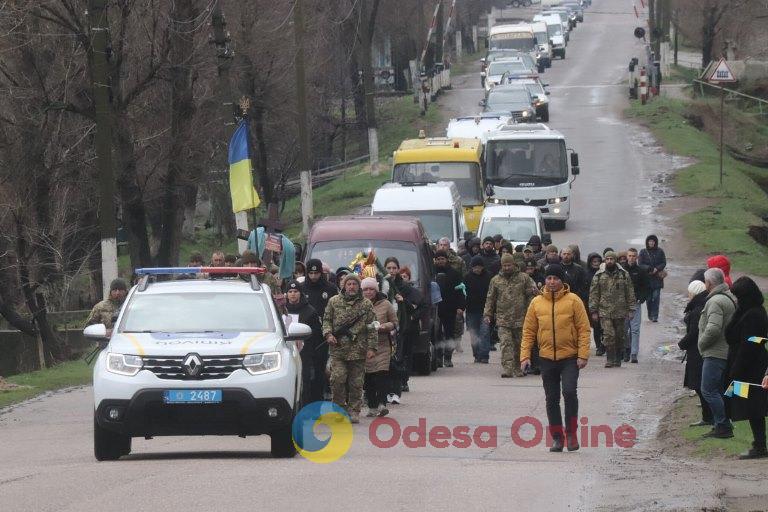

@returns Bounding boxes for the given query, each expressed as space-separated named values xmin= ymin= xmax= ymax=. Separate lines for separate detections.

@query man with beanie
xmin=527 ymin=235 xmax=544 ymax=260
xmin=434 ymin=250 xmax=466 ymax=367
xmin=286 ymin=280 xmax=323 ymax=404
xmin=521 ymin=264 xmax=591 ymax=452
xmin=86 ymin=278 xmax=129 ymax=336
xmin=484 ymin=254 xmax=538 ymax=377
xmin=480 ymin=236 xmax=501 ymax=276
xmin=539 ymin=244 xmax=561 ymax=267
xmin=589 ymin=251 xmax=637 ymax=367
xmin=322 ymin=273 xmax=378 ymax=423
xmin=464 ymin=255 xmax=493 ymax=363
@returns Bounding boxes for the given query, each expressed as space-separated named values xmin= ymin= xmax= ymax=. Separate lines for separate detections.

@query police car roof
xmin=135 ymin=278 xmax=268 ymax=295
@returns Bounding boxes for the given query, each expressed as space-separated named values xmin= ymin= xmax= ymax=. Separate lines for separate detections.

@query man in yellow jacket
xmin=521 ymin=264 xmax=591 ymax=452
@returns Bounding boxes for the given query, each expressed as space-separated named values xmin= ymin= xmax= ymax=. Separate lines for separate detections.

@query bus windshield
xmin=489 ymin=33 xmax=536 ymax=52
xmin=485 ymin=139 xmax=568 ymax=186
xmin=393 ymin=162 xmax=482 ymax=204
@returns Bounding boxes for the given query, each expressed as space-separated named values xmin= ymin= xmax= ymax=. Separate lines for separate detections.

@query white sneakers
xmin=387 ymin=393 xmax=401 ymax=404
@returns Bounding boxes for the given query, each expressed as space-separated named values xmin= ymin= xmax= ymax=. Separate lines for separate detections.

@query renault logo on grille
xmin=183 ymin=353 xmax=203 ymax=377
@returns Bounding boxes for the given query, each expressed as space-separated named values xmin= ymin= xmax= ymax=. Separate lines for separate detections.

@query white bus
xmin=483 ymin=123 xmax=580 ymax=230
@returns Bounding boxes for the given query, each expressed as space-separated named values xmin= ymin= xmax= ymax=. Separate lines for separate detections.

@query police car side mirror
xmin=84 ymin=323 xmax=108 ymax=339
xmin=286 ymin=322 xmax=312 ymax=341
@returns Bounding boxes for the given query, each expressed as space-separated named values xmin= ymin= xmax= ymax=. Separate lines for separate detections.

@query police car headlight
xmin=107 ymin=353 xmax=143 ymax=376
xmin=243 ymin=352 xmax=281 ymax=375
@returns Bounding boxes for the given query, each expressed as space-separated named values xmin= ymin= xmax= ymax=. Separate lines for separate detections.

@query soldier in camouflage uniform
xmin=588 ymin=251 xmax=636 ymax=368
xmin=86 ymin=278 xmax=128 ymax=335
xmin=483 ymin=254 xmax=538 ymax=377
xmin=322 ymin=273 xmax=378 ymax=423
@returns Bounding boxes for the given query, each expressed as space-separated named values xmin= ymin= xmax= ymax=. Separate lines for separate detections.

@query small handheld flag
xmin=732 ymin=381 xmax=750 ymax=399
xmin=228 ymin=120 xmax=261 ymax=213
xmin=724 ymin=382 xmax=734 ymax=397
xmin=747 ymin=336 xmax=767 ymax=344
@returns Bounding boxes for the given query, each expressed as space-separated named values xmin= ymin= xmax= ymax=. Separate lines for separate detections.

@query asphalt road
xmin=0 ymin=2 xmax=740 ymax=511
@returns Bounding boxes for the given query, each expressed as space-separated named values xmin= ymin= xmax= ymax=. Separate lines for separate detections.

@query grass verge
xmin=663 ymin=393 xmax=752 ymax=458
xmin=0 ymin=360 xmax=92 ymax=409
xmin=625 ymin=97 xmax=768 ymax=276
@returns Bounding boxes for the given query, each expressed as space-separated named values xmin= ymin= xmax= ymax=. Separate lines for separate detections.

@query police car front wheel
xmin=94 ymin=416 xmax=131 ymax=461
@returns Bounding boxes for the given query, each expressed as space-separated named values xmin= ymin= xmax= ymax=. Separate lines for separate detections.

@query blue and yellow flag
xmin=732 ymin=381 xmax=750 ymax=399
xmin=228 ymin=120 xmax=261 ymax=213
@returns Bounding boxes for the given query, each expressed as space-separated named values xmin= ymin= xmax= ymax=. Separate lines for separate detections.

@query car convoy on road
xmin=83 ymin=0 xmax=589 ymax=460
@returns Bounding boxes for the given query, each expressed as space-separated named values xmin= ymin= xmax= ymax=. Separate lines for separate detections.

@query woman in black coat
xmin=678 ymin=281 xmax=712 ymax=426
xmin=725 ymin=276 xmax=768 ymax=459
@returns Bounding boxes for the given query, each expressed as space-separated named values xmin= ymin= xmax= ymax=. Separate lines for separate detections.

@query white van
xmin=371 ymin=182 xmax=467 ymax=251
xmin=446 ymin=114 xmax=511 ymax=142
xmin=476 ymin=204 xmax=551 ymax=247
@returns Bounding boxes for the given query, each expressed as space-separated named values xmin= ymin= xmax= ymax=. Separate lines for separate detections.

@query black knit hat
xmin=544 ymin=264 xmax=565 ymax=281
xmin=307 ymin=258 xmax=323 ymax=273
xmin=482 ymin=236 xmax=495 ymax=244
xmin=287 ymin=280 xmax=301 ymax=291
xmin=434 ymin=249 xmax=448 ymax=259
xmin=470 ymin=255 xmax=485 ymax=268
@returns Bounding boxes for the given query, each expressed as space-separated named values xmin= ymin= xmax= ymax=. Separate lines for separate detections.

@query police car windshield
xmin=119 ymin=292 xmax=275 ymax=333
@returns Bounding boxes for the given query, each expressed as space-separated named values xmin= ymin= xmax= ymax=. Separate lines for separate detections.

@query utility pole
xmin=87 ymin=0 xmax=118 ymax=298
xmin=361 ymin=0 xmax=380 ymax=175
xmin=294 ymin=0 xmax=313 ymax=236
xmin=210 ymin=2 xmax=248 ymax=253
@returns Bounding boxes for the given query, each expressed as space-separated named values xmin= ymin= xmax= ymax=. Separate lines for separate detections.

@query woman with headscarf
xmin=725 ymin=276 xmax=768 ymax=459
xmin=678 ymin=280 xmax=712 ymax=427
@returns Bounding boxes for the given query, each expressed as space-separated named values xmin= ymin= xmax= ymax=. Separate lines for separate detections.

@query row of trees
xmin=0 ymin=0 xmax=498 ymax=365
xmin=666 ymin=0 xmax=768 ymax=68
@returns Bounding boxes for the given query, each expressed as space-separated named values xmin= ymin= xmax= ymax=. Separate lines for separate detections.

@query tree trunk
xmin=114 ymin=124 xmax=153 ymax=269
xmin=157 ymin=0 xmax=198 ymax=266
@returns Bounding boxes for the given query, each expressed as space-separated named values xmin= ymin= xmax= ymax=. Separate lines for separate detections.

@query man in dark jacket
xmin=434 ymin=250 xmax=466 ymax=368
xmin=464 ymin=255 xmax=492 ymax=363
xmin=480 ymin=237 xmax=501 ymax=276
xmin=300 ymin=258 xmax=338 ymax=400
xmin=461 ymin=237 xmax=482 ymax=269
xmin=286 ymin=280 xmax=324 ymax=404
xmin=624 ymin=248 xmax=651 ymax=363
xmin=639 ymin=234 xmax=667 ymax=322
xmin=560 ymin=246 xmax=588 ymax=301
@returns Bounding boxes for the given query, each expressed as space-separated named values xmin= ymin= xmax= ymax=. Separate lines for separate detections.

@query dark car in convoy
xmin=481 ymin=85 xmax=536 ymax=123
xmin=305 ymin=216 xmax=439 ymax=375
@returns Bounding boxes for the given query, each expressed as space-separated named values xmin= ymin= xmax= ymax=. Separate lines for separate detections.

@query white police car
xmin=85 ymin=267 xmax=310 ymax=461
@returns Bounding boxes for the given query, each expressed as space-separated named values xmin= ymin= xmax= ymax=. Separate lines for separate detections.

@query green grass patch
xmin=666 ymin=64 xmax=700 ymax=84
xmin=626 ymin=97 xmax=768 ymax=276
xmin=682 ymin=422 xmax=753 ymax=458
xmin=0 ymin=360 xmax=92 ymax=409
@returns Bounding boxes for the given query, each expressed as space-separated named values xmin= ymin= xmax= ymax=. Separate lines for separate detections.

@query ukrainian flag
xmin=732 ymin=381 xmax=750 ymax=399
xmin=228 ymin=120 xmax=261 ymax=212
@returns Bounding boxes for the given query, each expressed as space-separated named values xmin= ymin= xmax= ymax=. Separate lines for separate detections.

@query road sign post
xmin=706 ymin=58 xmax=737 ymax=186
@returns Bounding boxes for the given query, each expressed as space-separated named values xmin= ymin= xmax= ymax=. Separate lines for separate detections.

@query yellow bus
xmin=391 ymin=137 xmax=485 ymax=232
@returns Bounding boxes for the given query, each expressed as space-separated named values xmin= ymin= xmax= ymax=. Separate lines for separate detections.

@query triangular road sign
xmin=708 ymin=58 xmax=737 ymax=83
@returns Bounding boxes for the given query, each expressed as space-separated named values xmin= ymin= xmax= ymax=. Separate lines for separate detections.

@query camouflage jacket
xmin=322 ymin=292 xmax=378 ymax=360
xmin=483 ymin=270 xmax=538 ymax=328
xmin=86 ymin=299 xmax=122 ymax=329
xmin=588 ymin=266 xmax=637 ymax=319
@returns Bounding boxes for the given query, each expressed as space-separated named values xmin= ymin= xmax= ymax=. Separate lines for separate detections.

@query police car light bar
xmin=135 ymin=267 xmax=266 ymax=275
